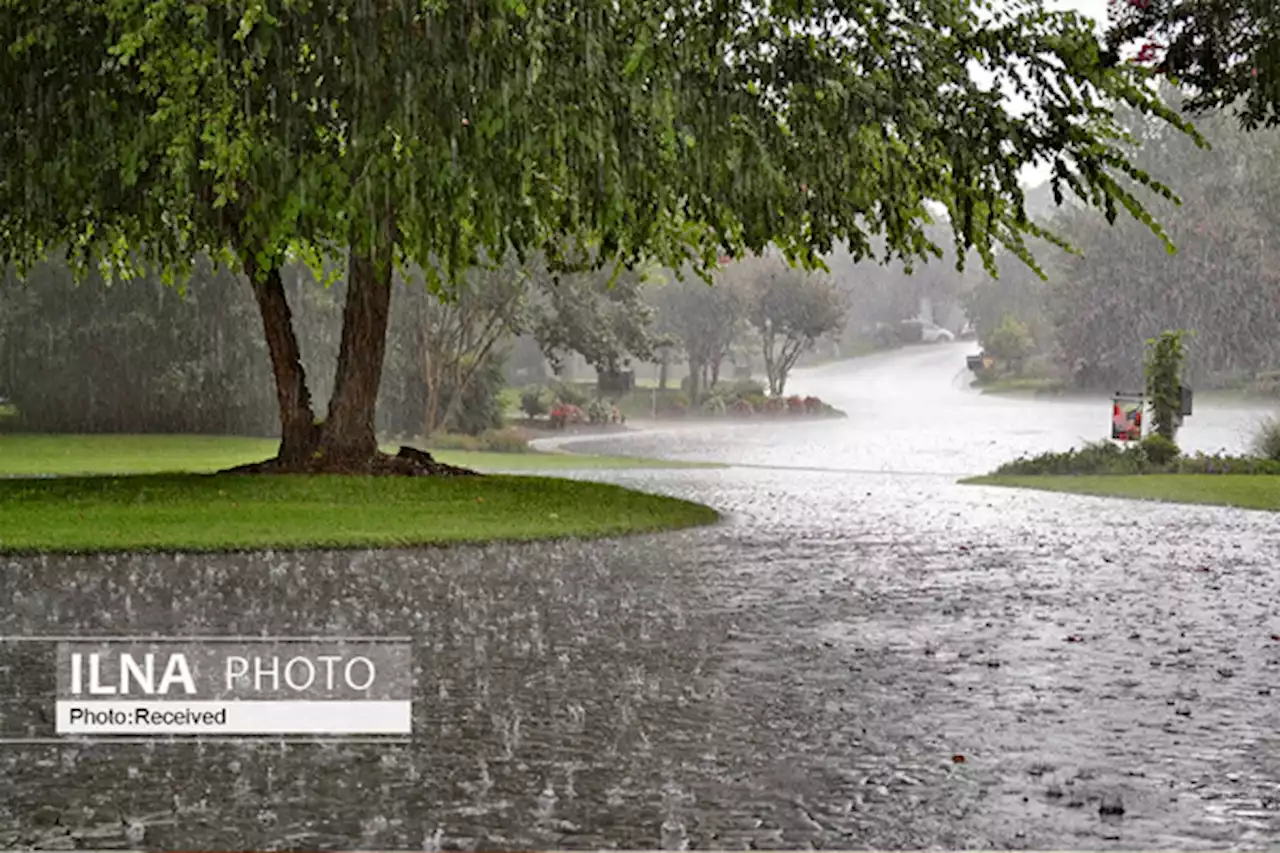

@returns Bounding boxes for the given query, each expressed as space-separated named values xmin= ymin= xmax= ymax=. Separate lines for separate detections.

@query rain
xmin=5 ymin=0 xmax=1280 ymax=849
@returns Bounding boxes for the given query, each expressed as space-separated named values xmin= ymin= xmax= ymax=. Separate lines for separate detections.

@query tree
xmin=745 ymin=255 xmax=847 ymax=397
xmin=984 ymin=315 xmax=1036 ymax=373
xmin=2 ymin=0 xmax=1203 ymax=473
xmin=412 ymin=259 xmax=528 ymax=437
xmin=1145 ymin=329 xmax=1192 ymax=441
xmin=651 ymin=264 xmax=747 ymax=405
xmin=1041 ymin=86 xmax=1280 ymax=389
xmin=0 ymin=255 xmax=279 ymax=435
xmin=961 ymin=236 xmax=1055 ymax=346
xmin=1106 ymin=0 xmax=1280 ymax=129
xmin=529 ymin=260 xmax=657 ymax=378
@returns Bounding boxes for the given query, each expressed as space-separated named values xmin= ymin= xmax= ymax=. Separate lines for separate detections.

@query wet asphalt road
xmin=5 ymin=342 xmax=1280 ymax=850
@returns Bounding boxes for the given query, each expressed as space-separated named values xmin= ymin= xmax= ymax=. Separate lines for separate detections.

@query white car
xmin=900 ymin=319 xmax=955 ymax=343
xmin=921 ymin=322 xmax=955 ymax=343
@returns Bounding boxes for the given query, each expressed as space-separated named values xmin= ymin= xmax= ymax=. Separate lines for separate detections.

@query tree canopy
xmin=1107 ymin=0 xmax=1280 ymax=129
xmin=0 ymin=0 xmax=1202 ymax=470
xmin=962 ymin=83 xmax=1280 ymax=390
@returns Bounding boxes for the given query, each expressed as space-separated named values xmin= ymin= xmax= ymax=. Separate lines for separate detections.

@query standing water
xmin=5 ymin=343 xmax=1280 ymax=849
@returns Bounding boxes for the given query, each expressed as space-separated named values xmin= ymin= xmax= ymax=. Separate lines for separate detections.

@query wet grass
xmin=0 ymin=433 xmax=714 ymax=477
xmin=966 ymin=474 xmax=1280 ymax=512
xmin=972 ymin=376 xmax=1070 ymax=395
xmin=0 ymin=473 xmax=721 ymax=554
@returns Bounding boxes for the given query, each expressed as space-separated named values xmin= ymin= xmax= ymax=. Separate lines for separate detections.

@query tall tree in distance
xmin=745 ymin=255 xmax=846 ymax=397
xmin=529 ymin=260 xmax=658 ymax=378
xmin=652 ymin=263 xmax=748 ymax=405
xmin=413 ymin=259 xmax=530 ymax=437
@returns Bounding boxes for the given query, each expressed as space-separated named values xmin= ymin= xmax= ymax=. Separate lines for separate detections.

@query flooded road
xmin=551 ymin=342 xmax=1274 ymax=474
xmin=5 ymin=343 xmax=1280 ymax=850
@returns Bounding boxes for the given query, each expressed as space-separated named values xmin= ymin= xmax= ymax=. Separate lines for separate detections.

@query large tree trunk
xmin=687 ymin=358 xmax=703 ymax=406
xmin=244 ymin=258 xmax=319 ymax=464
xmin=318 ymin=244 xmax=396 ymax=467
xmin=222 ymin=216 xmax=478 ymax=477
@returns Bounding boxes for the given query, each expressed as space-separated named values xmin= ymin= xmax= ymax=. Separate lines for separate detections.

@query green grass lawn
xmin=972 ymin=376 xmax=1070 ymax=395
xmin=0 ymin=473 xmax=720 ymax=554
xmin=0 ymin=434 xmax=715 ymax=477
xmin=965 ymin=474 xmax=1280 ymax=512
xmin=0 ymin=433 xmax=722 ymax=553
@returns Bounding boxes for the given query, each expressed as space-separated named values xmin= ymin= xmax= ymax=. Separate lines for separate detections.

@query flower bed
xmin=672 ymin=383 xmax=846 ymax=420
xmin=549 ymin=404 xmax=585 ymax=429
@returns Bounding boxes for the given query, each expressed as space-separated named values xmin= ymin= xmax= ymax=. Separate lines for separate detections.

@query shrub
xmin=731 ymin=399 xmax=754 ymax=416
xmin=994 ymin=440 xmax=1152 ymax=476
xmin=762 ymin=397 xmax=786 ymax=415
xmin=803 ymin=395 xmax=823 ymax=414
xmin=701 ymin=396 xmax=728 ymax=416
xmin=551 ymin=381 xmax=589 ymax=407
xmin=1145 ymin=329 xmax=1192 ymax=442
xmin=549 ymin=404 xmax=585 ymax=428
xmin=445 ymin=356 xmax=507 ymax=436
xmin=586 ymin=399 xmax=611 ymax=424
xmin=785 ymin=395 xmax=806 ymax=414
xmin=984 ymin=316 xmax=1035 ymax=366
xmin=726 ymin=378 xmax=767 ymax=400
xmin=1252 ymin=417 xmax=1280 ymax=461
xmin=1141 ymin=433 xmax=1180 ymax=466
xmin=520 ymin=387 xmax=549 ymax=419
xmin=480 ymin=427 xmax=531 ymax=453
xmin=1172 ymin=451 xmax=1280 ymax=475
xmin=655 ymin=391 xmax=690 ymax=415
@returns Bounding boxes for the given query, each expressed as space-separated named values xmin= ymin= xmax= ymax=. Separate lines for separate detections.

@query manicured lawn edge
xmin=962 ymin=473 xmax=1280 ymax=512
xmin=0 ymin=433 xmax=721 ymax=477
xmin=0 ymin=473 xmax=721 ymax=555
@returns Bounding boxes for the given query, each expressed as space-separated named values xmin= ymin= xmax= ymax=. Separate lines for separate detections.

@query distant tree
xmin=413 ymin=259 xmax=529 ymax=437
xmin=0 ymin=255 xmax=286 ymax=435
xmin=961 ymin=239 xmax=1056 ymax=345
xmin=1043 ymin=86 xmax=1280 ymax=389
xmin=984 ymin=315 xmax=1037 ymax=373
xmin=651 ymin=264 xmax=747 ymax=404
xmin=824 ymin=224 xmax=982 ymax=341
xmin=745 ymin=256 xmax=847 ymax=397
xmin=529 ymin=260 xmax=657 ymax=379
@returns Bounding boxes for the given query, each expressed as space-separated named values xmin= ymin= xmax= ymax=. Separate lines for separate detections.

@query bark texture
xmin=318 ymin=244 xmax=395 ymax=468
xmin=244 ymin=257 xmax=320 ymax=464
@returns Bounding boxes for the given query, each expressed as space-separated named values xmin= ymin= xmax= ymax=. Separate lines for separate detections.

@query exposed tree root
xmin=221 ymin=445 xmax=481 ymax=477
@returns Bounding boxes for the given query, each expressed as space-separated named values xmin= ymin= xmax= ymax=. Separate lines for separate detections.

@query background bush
xmin=1252 ymin=418 xmax=1280 ymax=461
xmin=520 ymin=387 xmax=550 ymax=418
xmin=1141 ymin=433 xmax=1180 ymax=466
